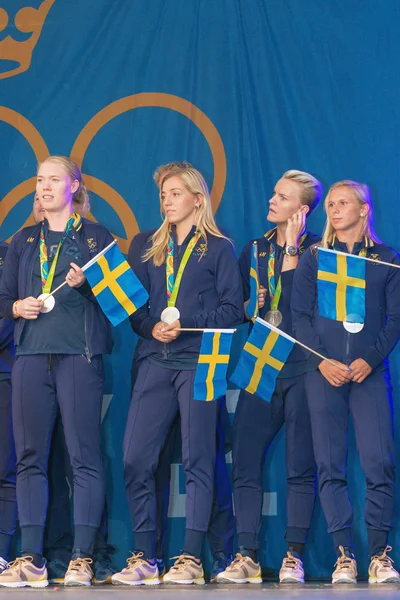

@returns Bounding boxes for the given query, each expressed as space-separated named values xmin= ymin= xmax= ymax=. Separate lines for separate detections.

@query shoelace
xmin=225 ymin=553 xmax=246 ymax=571
xmin=68 ymin=557 xmax=93 ymax=572
xmin=126 ymin=552 xmax=151 ymax=569
xmin=334 ymin=547 xmax=354 ymax=572
xmin=282 ymin=553 xmax=300 ymax=570
xmin=169 ymin=555 xmax=198 ymax=572
xmin=372 ymin=546 xmax=394 ymax=569
xmin=3 ymin=556 xmax=34 ymax=573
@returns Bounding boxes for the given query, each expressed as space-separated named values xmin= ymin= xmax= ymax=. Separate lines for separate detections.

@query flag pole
xmin=319 ymin=247 xmax=400 ymax=269
xmin=177 ymin=328 xmax=237 ymax=332
xmin=257 ymin=318 xmax=351 ymax=373
xmin=43 ymin=240 xmax=118 ymax=298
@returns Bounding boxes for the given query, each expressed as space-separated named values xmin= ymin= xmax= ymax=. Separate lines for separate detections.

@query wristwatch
xmin=284 ymin=245 xmax=299 ymax=256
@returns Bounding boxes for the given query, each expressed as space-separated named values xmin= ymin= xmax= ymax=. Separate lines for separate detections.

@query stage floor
xmin=0 ymin=584 xmax=399 ymax=599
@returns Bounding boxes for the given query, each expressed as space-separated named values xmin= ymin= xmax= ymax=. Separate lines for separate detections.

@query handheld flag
xmin=247 ymin=241 xmax=259 ymax=321
xmin=230 ymin=317 xmax=294 ymax=402
xmin=317 ymin=248 xmax=366 ymax=323
xmin=193 ymin=329 xmax=234 ymax=401
xmin=84 ymin=241 xmax=149 ymax=327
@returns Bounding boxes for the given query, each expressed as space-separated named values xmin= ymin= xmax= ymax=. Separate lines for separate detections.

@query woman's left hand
xmin=159 ymin=320 xmax=181 ymax=342
xmin=285 ymin=209 xmax=306 ymax=246
xmin=66 ymin=262 xmax=86 ymax=288
xmin=348 ymin=358 xmax=372 ymax=383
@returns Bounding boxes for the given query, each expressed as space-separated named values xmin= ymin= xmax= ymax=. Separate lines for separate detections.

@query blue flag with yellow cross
xmin=230 ymin=318 xmax=294 ymax=402
xmin=84 ymin=240 xmax=149 ymax=327
xmin=193 ymin=329 xmax=235 ymax=401
xmin=247 ymin=241 xmax=259 ymax=321
xmin=317 ymin=247 xmax=366 ymax=323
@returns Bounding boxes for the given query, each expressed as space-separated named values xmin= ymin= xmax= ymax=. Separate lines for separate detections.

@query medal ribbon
xmin=268 ymin=232 xmax=307 ymax=310
xmin=40 ymin=212 xmax=82 ymax=294
xmin=166 ymin=231 xmax=201 ymax=307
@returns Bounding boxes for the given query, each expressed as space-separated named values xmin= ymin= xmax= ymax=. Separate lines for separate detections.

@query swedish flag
xmin=84 ymin=242 xmax=149 ymax=327
xmin=194 ymin=330 xmax=234 ymax=402
xmin=230 ymin=318 xmax=294 ymax=402
xmin=247 ymin=241 xmax=259 ymax=321
xmin=317 ymin=248 xmax=366 ymax=323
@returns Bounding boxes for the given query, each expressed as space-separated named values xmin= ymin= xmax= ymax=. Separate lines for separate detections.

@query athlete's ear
xmin=71 ymin=179 xmax=79 ymax=195
xmin=360 ymin=204 xmax=370 ymax=217
xmin=301 ymin=205 xmax=310 ymax=215
xmin=195 ymin=193 xmax=203 ymax=209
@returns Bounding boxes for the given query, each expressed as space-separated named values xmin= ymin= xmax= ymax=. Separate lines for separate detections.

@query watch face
xmin=286 ymin=245 xmax=298 ymax=256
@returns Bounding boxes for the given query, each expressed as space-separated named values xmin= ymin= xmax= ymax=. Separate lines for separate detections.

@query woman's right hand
xmin=318 ymin=359 xmax=352 ymax=387
xmin=13 ymin=297 xmax=42 ymax=320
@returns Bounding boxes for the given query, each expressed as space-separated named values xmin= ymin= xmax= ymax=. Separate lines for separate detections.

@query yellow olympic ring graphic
xmin=0 ymin=93 xmax=226 ymax=253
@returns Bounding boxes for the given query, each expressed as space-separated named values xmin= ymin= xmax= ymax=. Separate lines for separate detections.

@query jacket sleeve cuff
xmin=180 ymin=316 xmax=196 ymax=329
xmin=75 ymin=280 xmax=93 ymax=297
xmin=141 ymin=317 xmax=159 ymax=339
xmin=359 ymin=347 xmax=382 ymax=370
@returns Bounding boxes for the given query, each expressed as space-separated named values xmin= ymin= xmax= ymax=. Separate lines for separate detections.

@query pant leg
xmin=123 ymin=361 xmax=178 ymax=556
xmin=283 ymin=375 xmax=317 ymax=544
xmin=232 ymin=388 xmax=284 ymax=550
xmin=349 ymin=369 xmax=395 ymax=555
xmin=56 ymin=355 xmax=105 ymax=534
xmin=0 ymin=379 xmax=16 ymax=560
xmin=176 ymin=370 xmax=218 ymax=557
xmin=154 ymin=414 xmax=180 ymax=559
xmin=12 ymin=355 xmax=58 ymax=555
xmin=94 ymin=501 xmax=109 ymax=554
xmin=305 ymin=370 xmax=353 ymax=548
xmin=44 ymin=412 xmax=73 ymax=561
xmin=207 ymin=396 xmax=234 ymax=556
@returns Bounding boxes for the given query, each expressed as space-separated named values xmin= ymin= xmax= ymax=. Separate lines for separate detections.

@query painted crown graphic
xmin=0 ymin=0 xmax=55 ymax=79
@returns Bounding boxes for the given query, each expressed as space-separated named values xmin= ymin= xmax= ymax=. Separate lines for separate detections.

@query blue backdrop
xmin=1 ymin=0 xmax=400 ymax=579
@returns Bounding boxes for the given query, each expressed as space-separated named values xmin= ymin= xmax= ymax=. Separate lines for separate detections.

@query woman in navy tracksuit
xmin=113 ymin=166 xmax=242 ymax=586
xmin=292 ymin=180 xmax=400 ymax=584
xmin=0 ymin=242 xmax=16 ymax=572
xmin=0 ymin=156 xmax=113 ymax=588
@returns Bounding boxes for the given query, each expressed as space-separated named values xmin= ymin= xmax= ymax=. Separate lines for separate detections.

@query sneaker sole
xmin=112 ymin=578 xmax=160 ymax=586
xmin=64 ymin=580 xmax=91 ymax=587
xmin=280 ymin=577 xmax=305 ymax=584
xmin=332 ymin=577 xmax=357 ymax=584
xmin=216 ymin=576 xmax=262 ymax=584
xmin=369 ymin=577 xmax=400 ymax=584
xmin=0 ymin=580 xmax=48 ymax=588
xmin=164 ymin=577 xmax=205 ymax=585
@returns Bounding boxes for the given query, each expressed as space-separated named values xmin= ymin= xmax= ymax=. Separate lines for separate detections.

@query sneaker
xmin=332 ymin=546 xmax=357 ymax=584
xmin=163 ymin=554 xmax=205 ymax=585
xmin=210 ymin=552 xmax=233 ymax=582
xmin=368 ymin=546 xmax=400 ymax=584
xmin=157 ymin=558 xmax=166 ymax=578
xmin=0 ymin=558 xmax=8 ymax=575
xmin=111 ymin=552 xmax=159 ymax=586
xmin=216 ymin=553 xmax=262 ymax=584
xmin=279 ymin=551 xmax=305 ymax=583
xmin=47 ymin=557 xmax=69 ymax=584
xmin=0 ymin=556 xmax=48 ymax=588
xmin=64 ymin=557 xmax=93 ymax=587
xmin=92 ymin=551 xmax=115 ymax=584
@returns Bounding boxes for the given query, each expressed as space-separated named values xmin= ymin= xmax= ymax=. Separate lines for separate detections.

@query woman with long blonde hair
xmin=292 ymin=180 xmax=400 ymax=584
xmin=113 ymin=166 xmax=243 ymax=586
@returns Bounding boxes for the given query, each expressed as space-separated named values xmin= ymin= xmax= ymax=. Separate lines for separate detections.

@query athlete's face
xmin=36 ymin=161 xmax=78 ymax=214
xmin=161 ymin=176 xmax=201 ymax=227
xmin=326 ymin=186 xmax=369 ymax=233
xmin=32 ymin=195 xmax=46 ymax=224
xmin=267 ymin=178 xmax=307 ymax=223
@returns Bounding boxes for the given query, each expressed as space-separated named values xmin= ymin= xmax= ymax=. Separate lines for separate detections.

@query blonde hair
xmin=282 ymin=169 xmax=323 ymax=215
xmin=143 ymin=167 xmax=230 ymax=266
xmin=321 ymin=180 xmax=381 ymax=248
xmin=153 ymin=161 xmax=193 ymax=188
xmin=37 ymin=156 xmax=90 ymax=216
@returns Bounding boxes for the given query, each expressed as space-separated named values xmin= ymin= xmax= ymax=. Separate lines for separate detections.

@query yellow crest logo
xmin=370 ymin=253 xmax=381 ymax=262
xmin=26 ymin=236 xmax=34 ymax=243
xmin=258 ymin=251 xmax=267 ymax=258
xmin=87 ymin=238 xmax=97 ymax=251
xmin=0 ymin=0 xmax=56 ymax=80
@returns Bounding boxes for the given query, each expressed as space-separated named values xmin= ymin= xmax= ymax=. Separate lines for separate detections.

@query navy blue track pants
xmin=306 ymin=368 xmax=394 ymax=555
xmin=232 ymin=375 xmax=316 ymax=550
xmin=11 ymin=355 xmax=105 ymax=536
xmin=124 ymin=361 xmax=218 ymax=554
